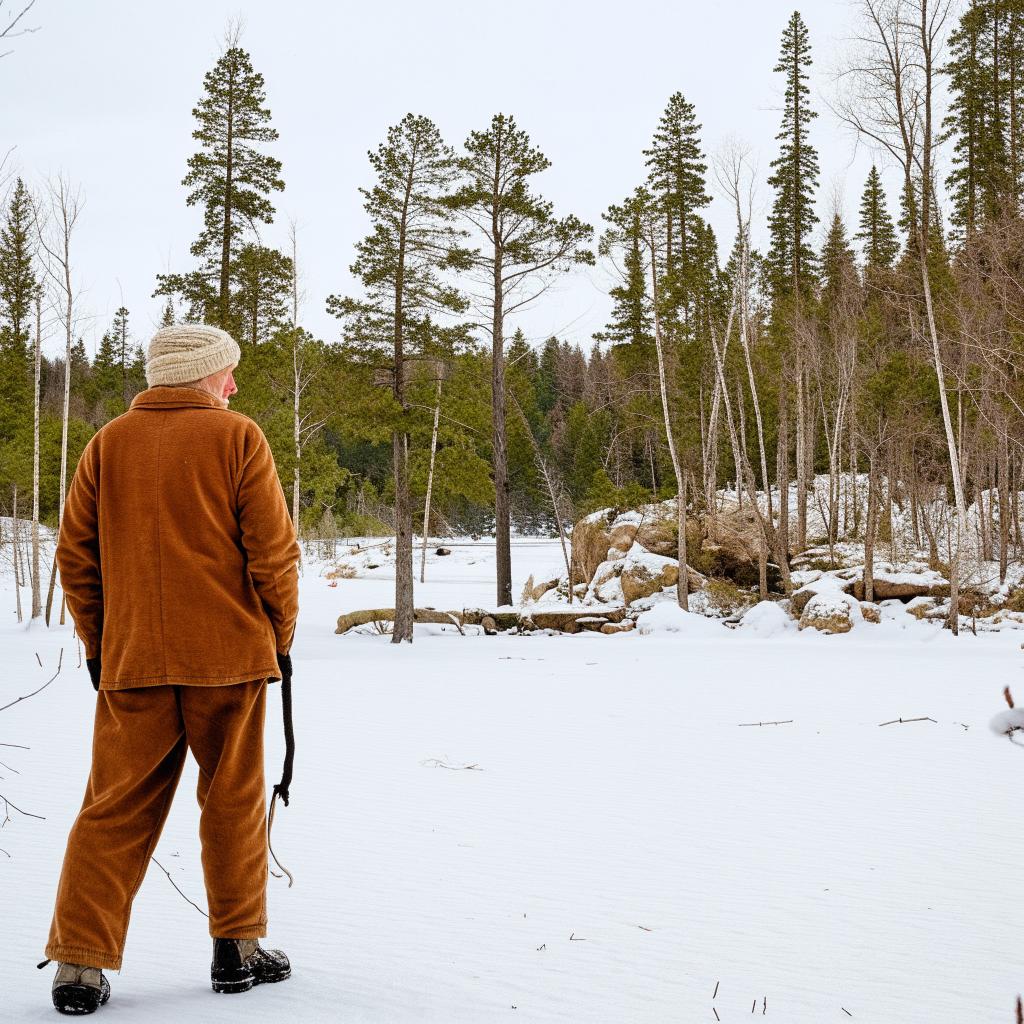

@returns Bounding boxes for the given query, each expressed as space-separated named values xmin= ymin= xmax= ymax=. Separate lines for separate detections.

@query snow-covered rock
xmin=791 ymin=572 xmax=855 ymax=615
xmin=852 ymin=567 xmax=948 ymax=602
xmin=736 ymin=600 xmax=795 ymax=638
xmin=799 ymin=592 xmax=863 ymax=634
xmin=636 ymin=602 xmax=725 ymax=637
xmin=620 ymin=543 xmax=679 ymax=605
xmin=860 ymin=602 xmax=881 ymax=624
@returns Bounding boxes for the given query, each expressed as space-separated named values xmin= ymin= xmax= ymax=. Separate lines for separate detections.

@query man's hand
xmin=86 ymin=657 xmax=101 ymax=692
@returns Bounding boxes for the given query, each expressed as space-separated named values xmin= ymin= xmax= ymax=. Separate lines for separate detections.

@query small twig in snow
xmin=34 ymin=652 xmax=41 ymax=667
xmin=738 ymin=720 xmax=793 ymax=727
xmin=713 ymin=981 xmax=719 ymax=999
xmin=420 ymin=758 xmax=482 ymax=771
xmin=569 ymin=932 xmax=585 ymax=941
xmin=151 ymin=856 xmax=208 ymax=918
xmin=878 ymin=717 xmax=936 ymax=726
xmin=1 ymin=793 xmax=44 ymax=821
xmin=0 ymin=648 xmax=63 ymax=713
xmin=713 ymin=1009 xmax=720 ymax=1021
xmin=0 ymin=743 xmax=29 ymax=749
xmin=841 ymin=1009 xmax=853 ymax=1017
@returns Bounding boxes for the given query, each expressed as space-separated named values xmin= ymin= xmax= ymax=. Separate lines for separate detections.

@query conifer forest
xmin=4 ymin=1 xmax=1024 ymax=634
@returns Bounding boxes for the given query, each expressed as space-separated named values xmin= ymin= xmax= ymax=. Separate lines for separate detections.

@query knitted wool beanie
xmin=145 ymin=324 xmax=241 ymax=387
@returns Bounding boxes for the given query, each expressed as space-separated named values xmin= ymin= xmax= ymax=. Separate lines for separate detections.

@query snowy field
xmin=2 ymin=537 xmax=1023 ymax=1022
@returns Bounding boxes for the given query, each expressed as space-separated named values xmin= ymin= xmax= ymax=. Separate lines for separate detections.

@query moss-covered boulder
xmin=619 ymin=545 xmax=680 ymax=605
xmin=799 ymin=593 xmax=860 ymax=634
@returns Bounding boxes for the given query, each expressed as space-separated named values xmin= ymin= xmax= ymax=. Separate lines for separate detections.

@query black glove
xmin=276 ymin=651 xmax=292 ymax=684
xmin=86 ymin=656 xmax=102 ymax=692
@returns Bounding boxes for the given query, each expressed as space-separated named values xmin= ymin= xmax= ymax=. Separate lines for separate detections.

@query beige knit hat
xmin=145 ymin=324 xmax=241 ymax=387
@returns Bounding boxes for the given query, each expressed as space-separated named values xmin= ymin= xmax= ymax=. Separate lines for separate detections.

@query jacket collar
xmin=130 ymin=386 xmax=222 ymax=411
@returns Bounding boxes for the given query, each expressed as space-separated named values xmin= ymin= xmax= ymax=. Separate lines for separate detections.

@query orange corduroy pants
xmin=45 ymin=679 xmax=269 ymax=970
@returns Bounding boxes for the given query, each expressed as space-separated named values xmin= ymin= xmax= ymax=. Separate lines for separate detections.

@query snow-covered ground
xmin=2 ymin=537 xmax=1023 ymax=1022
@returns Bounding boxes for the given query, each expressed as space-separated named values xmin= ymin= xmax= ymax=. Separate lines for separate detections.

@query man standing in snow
xmin=42 ymin=324 xmax=300 ymax=1015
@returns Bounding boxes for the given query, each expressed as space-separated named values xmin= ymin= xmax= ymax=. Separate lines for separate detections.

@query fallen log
xmin=335 ymin=608 xmax=465 ymax=635
xmin=335 ymin=606 xmax=632 ymax=635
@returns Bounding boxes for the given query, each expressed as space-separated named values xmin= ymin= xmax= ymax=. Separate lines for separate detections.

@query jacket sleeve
xmin=56 ymin=438 xmax=103 ymax=660
xmin=237 ymin=425 xmax=301 ymax=655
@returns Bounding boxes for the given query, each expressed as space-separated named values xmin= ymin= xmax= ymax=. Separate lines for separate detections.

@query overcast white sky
xmin=4 ymin=0 xmax=908 ymax=360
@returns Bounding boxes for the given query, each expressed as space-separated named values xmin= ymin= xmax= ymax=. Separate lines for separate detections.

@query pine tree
xmin=643 ymin=92 xmax=711 ymax=339
xmin=111 ymin=306 xmax=132 ymax=405
xmin=944 ymin=0 xmax=1024 ymax=234
xmin=767 ymin=10 xmax=820 ymax=554
xmin=0 ymin=178 xmax=36 ymax=343
xmin=597 ymin=190 xmax=654 ymax=356
xmin=451 ymin=113 xmax=593 ymax=607
xmin=156 ymin=40 xmax=284 ymax=333
xmin=767 ymin=11 xmax=819 ymax=297
xmin=233 ymin=243 xmax=292 ymax=345
xmin=328 ymin=113 xmax=469 ymax=642
xmin=820 ymin=213 xmax=857 ymax=309
xmin=536 ymin=337 xmax=561 ymax=416
xmin=0 ymin=178 xmax=35 ymax=437
xmin=90 ymin=329 xmax=121 ymax=413
xmin=855 ymin=166 xmax=899 ymax=271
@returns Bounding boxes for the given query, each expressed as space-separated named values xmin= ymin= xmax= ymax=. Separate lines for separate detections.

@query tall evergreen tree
xmin=0 ymin=178 xmax=36 ymax=438
xmin=643 ymin=92 xmax=712 ymax=340
xmin=854 ymin=166 xmax=899 ymax=271
xmin=944 ymin=0 xmax=1024 ymax=234
xmin=233 ymin=243 xmax=292 ymax=345
xmin=156 ymin=40 xmax=285 ymax=334
xmin=0 ymin=178 xmax=36 ymax=343
xmin=597 ymin=189 xmax=654 ymax=355
xmin=767 ymin=11 xmax=819 ymax=297
xmin=819 ymin=213 xmax=857 ymax=308
xmin=451 ymin=113 xmax=593 ymax=607
xmin=328 ymin=113 xmax=469 ymax=642
xmin=90 ymin=329 xmax=121 ymax=412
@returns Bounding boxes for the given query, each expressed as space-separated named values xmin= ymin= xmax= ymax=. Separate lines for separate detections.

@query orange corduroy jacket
xmin=56 ymin=386 xmax=300 ymax=690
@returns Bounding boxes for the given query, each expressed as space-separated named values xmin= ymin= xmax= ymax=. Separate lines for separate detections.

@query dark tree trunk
xmin=219 ymin=70 xmax=236 ymax=330
xmin=492 ymin=226 xmax=512 ymax=608
xmin=392 ymin=173 xmax=415 ymax=643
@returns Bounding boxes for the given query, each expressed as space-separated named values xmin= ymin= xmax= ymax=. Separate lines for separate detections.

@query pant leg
xmin=180 ymin=678 xmax=268 ymax=939
xmin=46 ymin=687 xmax=188 ymax=970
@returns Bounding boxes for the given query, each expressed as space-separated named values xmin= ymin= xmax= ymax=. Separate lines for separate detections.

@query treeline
xmin=2 ymin=1 xmax=1023 ymax=635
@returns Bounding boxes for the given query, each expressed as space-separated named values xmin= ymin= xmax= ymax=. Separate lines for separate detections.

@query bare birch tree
xmin=35 ymin=174 xmax=83 ymax=626
xmin=837 ymin=0 xmax=969 ymax=629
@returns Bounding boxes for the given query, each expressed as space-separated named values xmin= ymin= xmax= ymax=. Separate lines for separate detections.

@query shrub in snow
xmin=703 ymin=578 xmax=756 ymax=618
xmin=906 ymin=596 xmax=939 ymax=620
xmin=736 ymin=600 xmax=794 ymax=637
